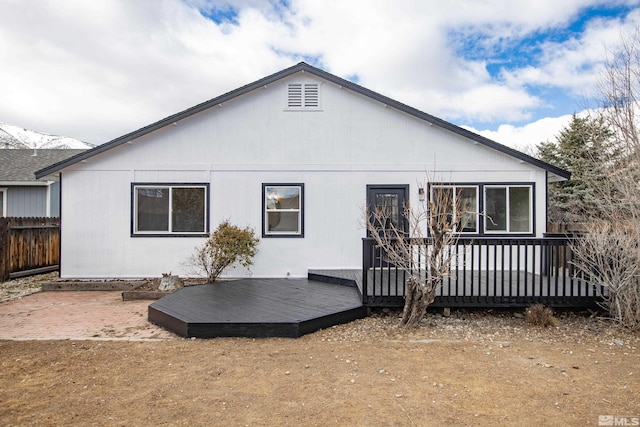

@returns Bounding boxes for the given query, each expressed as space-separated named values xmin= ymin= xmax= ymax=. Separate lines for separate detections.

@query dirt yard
xmin=0 ymin=275 xmax=638 ymax=426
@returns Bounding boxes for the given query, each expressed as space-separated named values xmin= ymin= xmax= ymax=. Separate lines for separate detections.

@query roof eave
xmin=0 ymin=180 xmax=50 ymax=186
xmin=35 ymin=63 xmax=311 ymax=179
xmin=35 ymin=62 xmax=571 ymax=180
xmin=274 ymin=63 xmax=572 ymax=180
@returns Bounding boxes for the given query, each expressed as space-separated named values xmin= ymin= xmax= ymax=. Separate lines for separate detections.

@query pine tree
xmin=537 ymin=114 xmax=617 ymax=223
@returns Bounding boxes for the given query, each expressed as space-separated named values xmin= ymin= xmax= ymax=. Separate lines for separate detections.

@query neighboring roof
xmin=35 ymin=62 xmax=570 ymax=181
xmin=1 ymin=149 xmax=87 ymax=183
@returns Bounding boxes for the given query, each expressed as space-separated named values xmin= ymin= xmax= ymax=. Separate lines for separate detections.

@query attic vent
xmin=287 ymin=83 xmax=320 ymax=109
xmin=288 ymin=84 xmax=303 ymax=108
xmin=304 ymin=84 xmax=319 ymax=107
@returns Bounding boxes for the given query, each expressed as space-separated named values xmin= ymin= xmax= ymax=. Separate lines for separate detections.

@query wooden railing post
xmin=362 ymin=238 xmax=370 ymax=305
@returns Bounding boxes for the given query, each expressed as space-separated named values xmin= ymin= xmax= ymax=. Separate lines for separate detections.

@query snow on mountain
xmin=0 ymin=122 xmax=94 ymax=149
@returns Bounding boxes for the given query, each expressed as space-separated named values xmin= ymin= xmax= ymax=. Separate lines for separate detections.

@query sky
xmin=1 ymin=0 xmax=639 ymax=153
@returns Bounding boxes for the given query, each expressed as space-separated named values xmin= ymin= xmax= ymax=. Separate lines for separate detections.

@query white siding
xmin=59 ymin=72 xmax=548 ymax=279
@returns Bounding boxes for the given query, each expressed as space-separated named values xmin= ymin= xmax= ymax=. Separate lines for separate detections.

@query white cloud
xmin=0 ymin=0 xmax=636 ymax=144
xmin=501 ymin=8 xmax=640 ymax=98
xmin=465 ymin=112 xmax=599 ymax=154
xmin=0 ymin=0 xmax=297 ymax=143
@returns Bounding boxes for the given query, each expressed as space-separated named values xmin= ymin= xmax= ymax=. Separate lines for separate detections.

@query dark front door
xmin=366 ymin=185 xmax=409 ymax=235
xmin=366 ymin=185 xmax=409 ymax=266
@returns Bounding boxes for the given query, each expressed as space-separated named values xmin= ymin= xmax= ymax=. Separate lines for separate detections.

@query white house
xmin=36 ymin=62 xmax=569 ymax=280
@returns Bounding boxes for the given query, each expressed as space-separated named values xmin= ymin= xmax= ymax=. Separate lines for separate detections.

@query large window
xmin=430 ymin=183 xmax=534 ymax=235
xmin=263 ymin=184 xmax=304 ymax=237
xmin=430 ymin=186 xmax=478 ymax=233
xmin=132 ymin=184 xmax=208 ymax=236
xmin=484 ymin=185 xmax=532 ymax=234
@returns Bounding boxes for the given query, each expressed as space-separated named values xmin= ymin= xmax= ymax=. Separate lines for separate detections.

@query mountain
xmin=0 ymin=122 xmax=94 ymax=149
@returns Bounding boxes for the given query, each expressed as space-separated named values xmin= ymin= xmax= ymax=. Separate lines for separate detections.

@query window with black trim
xmin=430 ymin=183 xmax=534 ymax=235
xmin=430 ymin=185 xmax=478 ymax=233
xmin=263 ymin=184 xmax=304 ymax=237
xmin=484 ymin=185 xmax=532 ymax=234
xmin=132 ymin=183 xmax=208 ymax=236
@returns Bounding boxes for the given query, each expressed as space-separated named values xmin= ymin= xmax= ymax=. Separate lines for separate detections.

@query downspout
xmin=58 ymin=173 xmax=63 ymax=278
xmin=544 ymin=171 xmax=549 ymax=234
xmin=45 ymin=181 xmax=52 ymax=217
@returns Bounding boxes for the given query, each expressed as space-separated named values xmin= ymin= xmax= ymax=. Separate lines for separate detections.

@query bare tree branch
xmin=365 ymin=183 xmax=466 ymax=327
xmin=569 ymin=27 xmax=640 ymax=329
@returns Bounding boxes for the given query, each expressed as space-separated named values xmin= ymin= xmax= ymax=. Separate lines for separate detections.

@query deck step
xmin=308 ymin=270 xmax=359 ymax=288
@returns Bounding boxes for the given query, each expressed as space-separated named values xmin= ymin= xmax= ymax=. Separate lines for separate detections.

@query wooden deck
xmin=309 ymin=269 xmax=604 ymax=308
xmin=359 ymin=236 xmax=605 ymax=308
xmin=148 ymin=278 xmax=366 ymax=338
xmin=148 ymin=267 xmax=603 ymax=339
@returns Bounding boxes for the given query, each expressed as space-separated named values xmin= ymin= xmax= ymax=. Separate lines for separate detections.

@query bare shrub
xmin=567 ymin=27 xmax=640 ymax=330
xmin=525 ymin=304 xmax=558 ymax=327
xmin=185 ymin=220 xmax=260 ymax=282
xmin=366 ymin=184 xmax=466 ymax=327
xmin=571 ymin=223 xmax=640 ymax=329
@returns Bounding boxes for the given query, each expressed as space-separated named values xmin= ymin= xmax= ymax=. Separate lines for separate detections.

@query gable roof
xmin=1 ymin=149 xmax=86 ymax=184
xmin=35 ymin=62 xmax=570 ymax=181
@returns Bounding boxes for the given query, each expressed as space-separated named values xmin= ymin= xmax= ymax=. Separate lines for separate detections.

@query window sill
xmin=131 ymin=233 xmax=209 ymax=238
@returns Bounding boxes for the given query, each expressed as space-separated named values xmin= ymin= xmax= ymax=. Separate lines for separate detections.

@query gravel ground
xmin=1 ymin=273 xmax=639 ymax=425
xmin=0 ymin=272 xmax=57 ymax=303
xmin=0 ymin=272 xmax=637 ymax=345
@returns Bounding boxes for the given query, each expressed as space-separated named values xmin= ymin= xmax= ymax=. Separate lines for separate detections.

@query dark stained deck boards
xmin=308 ymin=269 xmax=362 ymax=289
xmin=148 ymin=278 xmax=366 ymax=338
xmin=149 ymin=268 xmax=602 ymax=339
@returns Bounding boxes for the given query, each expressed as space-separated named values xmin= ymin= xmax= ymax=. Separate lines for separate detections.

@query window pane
xmin=137 ymin=188 xmax=169 ymax=231
xmin=0 ymin=191 xmax=3 ymax=217
xmin=264 ymin=185 xmax=303 ymax=236
xmin=374 ymin=193 xmax=400 ymax=229
xmin=432 ymin=187 xmax=453 ymax=227
xmin=509 ymin=187 xmax=531 ymax=233
xmin=172 ymin=187 xmax=205 ymax=232
xmin=266 ymin=187 xmax=300 ymax=210
xmin=458 ymin=187 xmax=477 ymax=232
xmin=485 ymin=188 xmax=507 ymax=231
xmin=267 ymin=212 xmax=299 ymax=233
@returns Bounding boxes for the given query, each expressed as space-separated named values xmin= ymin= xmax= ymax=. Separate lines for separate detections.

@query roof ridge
xmin=35 ymin=63 xmax=569 ymax=180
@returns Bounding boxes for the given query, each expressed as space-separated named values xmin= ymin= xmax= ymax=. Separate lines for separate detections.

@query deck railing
xmin=362 ymin=236 xmax=604 ymax=308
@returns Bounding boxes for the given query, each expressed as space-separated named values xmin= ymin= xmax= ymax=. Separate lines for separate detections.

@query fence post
xmin=0 ymin=218 xmax=10 ymax=281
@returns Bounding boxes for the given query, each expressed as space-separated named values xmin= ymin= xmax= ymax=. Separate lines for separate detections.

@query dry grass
xmin=525 ymin=304 xmax=558 ymax=327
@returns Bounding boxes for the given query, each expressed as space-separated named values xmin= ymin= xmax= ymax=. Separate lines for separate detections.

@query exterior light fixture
xmin=418 ymin=187 xmax=425 ymax=202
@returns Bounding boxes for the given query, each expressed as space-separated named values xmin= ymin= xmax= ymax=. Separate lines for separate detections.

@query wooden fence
xmin=0 ymin=217 xmax=60 ymax=281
